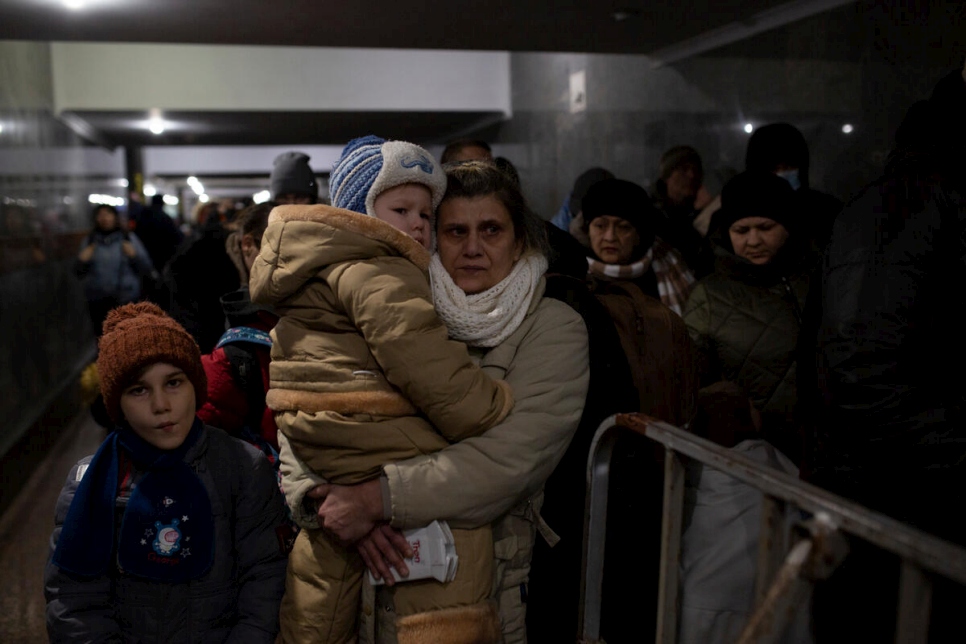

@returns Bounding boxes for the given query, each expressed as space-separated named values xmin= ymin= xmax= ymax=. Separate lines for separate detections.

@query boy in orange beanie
xmin=44 ymin=302 xmax=289 ymax=643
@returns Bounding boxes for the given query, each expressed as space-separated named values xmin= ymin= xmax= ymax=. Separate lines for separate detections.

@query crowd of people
xmin=50 ymin=62 xmax=966 ymax=643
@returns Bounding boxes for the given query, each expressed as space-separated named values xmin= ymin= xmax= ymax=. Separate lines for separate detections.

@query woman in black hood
xmin=745 ymin=123 xmax=842 ymax=247
xmin=683 ymin=170 xmax=815 ymax=462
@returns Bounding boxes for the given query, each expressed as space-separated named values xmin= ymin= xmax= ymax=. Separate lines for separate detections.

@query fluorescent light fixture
xmin=253 ymin=190 xmax=271 ymax=204
xmin=118 ymin=178 xmax=129 ymax=188
xmin=63 ymin=0 xmax=84 ymax=9
xmin=163 ymin=195 xmax=180 ymax=206
xmin=88 ymin=194 xmax=125 ymax=207
xmin=143 ymin=184 xmax=157 ymax=197
xmin=191 ymin=183 xmax=205 ymax=196
xmin=647 ymin=0 xmax=855 ymax=67
xmin=744 ymin=123 xmax=754 ymax=134
xmin=199 ymin=194 xmax=210 ymax=203
xmin=147 ymin=107 xmax=165 ymax=135
xmin=842 ymin=123 xmax=854 ymax=134
xmin=187 ymin=175 xmax=200 ymax=186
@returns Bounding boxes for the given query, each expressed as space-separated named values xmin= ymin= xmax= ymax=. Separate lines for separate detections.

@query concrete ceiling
xmin=66 ymin=110 xmax=506 ymax=147
xmin=1 ymin=0 xmax=860 ymax=152
xmin=4 ymin=0 xmax=789 ymax=55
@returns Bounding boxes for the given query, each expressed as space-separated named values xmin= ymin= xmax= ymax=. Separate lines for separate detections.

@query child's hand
xmin=311 ymin=480 xmax=383 ymax=544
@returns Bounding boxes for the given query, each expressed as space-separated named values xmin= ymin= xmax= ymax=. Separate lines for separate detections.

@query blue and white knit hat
xmin=329 ymin=135 xmax=446 ymax=217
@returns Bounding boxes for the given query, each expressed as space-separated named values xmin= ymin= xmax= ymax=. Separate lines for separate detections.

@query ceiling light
xmin=163 ymin=195 xmax=179 ymax=206
xmin=63 ymin=0 xmax=84 ymax=9
xmin=0 ymin=123 xmax=4 ymax=134
xmin=199 ymin=194 xmax=210 ymax=203
xmin=190 ymin=182 xmax=205 ymax=196
xmin=87 ymin=194 xmax=124 ymax=207
xmin=149 ymin=119 xmax=165 ymax=135
xmin=253 ymin=190 xmax=271 ymax=204
xmin=143 ymin=184 xmax=157 ymax=197
xmin=187 ymin=175 xmax=200 ymax=186
xmin=842 ymin=123 xmax=854 ymax=134
xmin=611 ymin=8 xmax=641 ymax=21
xmin=744 ymin=123 xmax=754 ymax=134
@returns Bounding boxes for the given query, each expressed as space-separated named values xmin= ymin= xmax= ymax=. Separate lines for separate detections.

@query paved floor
xmin=0 ymin=410 xmax=105 ymax=643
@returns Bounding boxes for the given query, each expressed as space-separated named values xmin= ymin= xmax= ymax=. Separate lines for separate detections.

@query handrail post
xmin=579 ymin=416 xmax=623 ymax=643
xmin=755 ymin=494 xmax=788 ymax=602
xmin=655 ymin=447 xmax=685 ymax=644
xmin=896 ymin=561 xmax=933 ymax=644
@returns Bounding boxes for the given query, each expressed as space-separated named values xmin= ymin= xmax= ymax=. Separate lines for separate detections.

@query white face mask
xmin=776 ymin=169 xmax=801 ymax=191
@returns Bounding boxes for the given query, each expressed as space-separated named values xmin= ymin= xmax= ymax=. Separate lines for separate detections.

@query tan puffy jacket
xmin=249 ymin=204 xmax=512 ymax=482
xmin=362 ymin=290 xmax=590 ymax=643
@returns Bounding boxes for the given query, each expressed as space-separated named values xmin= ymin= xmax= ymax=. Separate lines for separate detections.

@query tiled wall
xmin=482 ymin=3 xmax=963 ymax=219
xmin=0 ymin=41 xmax=124 ymax=456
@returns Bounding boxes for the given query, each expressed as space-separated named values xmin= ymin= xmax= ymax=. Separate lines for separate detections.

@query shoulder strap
xmin=215 ymin=326 xmax=272 ymax=350
xmin=220 ymin=336 xmax=280 ymax=465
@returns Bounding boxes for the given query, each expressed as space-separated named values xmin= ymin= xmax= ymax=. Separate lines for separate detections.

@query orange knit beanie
xmin=96 ymin=302 xmax=207 ymax=424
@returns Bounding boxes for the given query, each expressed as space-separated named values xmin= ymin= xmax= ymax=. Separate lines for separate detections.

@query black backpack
xmin=215 ymin=326 xmax=278 ymax=463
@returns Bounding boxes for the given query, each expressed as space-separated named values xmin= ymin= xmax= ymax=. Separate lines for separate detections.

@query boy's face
xmin=372 ymin=183 xmax=433 ymax=250
xmin=119 ymin=362 xmax=196 ymax=450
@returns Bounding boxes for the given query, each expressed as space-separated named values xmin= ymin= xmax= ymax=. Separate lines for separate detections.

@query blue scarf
xmin=53 ymin=419 xmax=215 ymax=582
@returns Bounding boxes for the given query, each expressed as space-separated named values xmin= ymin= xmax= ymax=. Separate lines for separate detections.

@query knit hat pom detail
xmin=102 ymin=301 xmax=168 ymax=336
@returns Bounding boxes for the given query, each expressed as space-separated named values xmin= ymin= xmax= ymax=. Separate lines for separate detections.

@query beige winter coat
xmin=361 ymin=287 xmax=590 ymax=643
xmin=249 ymin=204 xmax=513 ymax=483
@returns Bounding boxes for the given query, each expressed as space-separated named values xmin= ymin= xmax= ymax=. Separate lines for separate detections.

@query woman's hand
xmin=309 ymin=479 xmax=384 ymax=544
xmin=356 ymin=524 xmax=413 ymax=587
xmin=78 ymin=244 xmax=95 ymax=263
xmin=121 ymin=240 xmax=137 ymax=258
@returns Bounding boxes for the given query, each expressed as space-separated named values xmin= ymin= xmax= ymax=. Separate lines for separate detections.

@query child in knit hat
xmin=250 ymin=135 xmax=511 ymax=643
xmin=44 ymin=302 xmax=289 ymax=643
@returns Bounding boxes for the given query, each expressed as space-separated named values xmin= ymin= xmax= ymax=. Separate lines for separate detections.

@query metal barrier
xmin=578 ymin=413 xmax=966 ymax=644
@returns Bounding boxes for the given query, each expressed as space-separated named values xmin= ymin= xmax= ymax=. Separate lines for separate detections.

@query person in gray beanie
xmin=652 ymin=146 xmax=713 ymax=277
xmin=270 ymin=151 xmax=318 ymax=204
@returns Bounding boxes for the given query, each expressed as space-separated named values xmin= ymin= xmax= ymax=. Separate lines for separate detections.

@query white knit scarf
xmin=429 ymin=252 xmax=548 ymax=348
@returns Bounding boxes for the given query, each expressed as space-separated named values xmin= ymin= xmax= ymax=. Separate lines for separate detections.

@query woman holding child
xmin=257 ymin=142 xmax=589 ymax=644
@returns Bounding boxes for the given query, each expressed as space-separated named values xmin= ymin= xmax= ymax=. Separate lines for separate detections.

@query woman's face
xmin=95 ymin=207 xmax=118 ymax=232
xmin=436 ymin=195 xmax=523 ymax=295
xmin=588 ymin=215 xmax=640 ymax=265
xmin=728 ymin=216 xmax=789 ymax=265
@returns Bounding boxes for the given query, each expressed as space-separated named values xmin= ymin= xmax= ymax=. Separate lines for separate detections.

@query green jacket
xmin=683 ymin=238 xmax=813 ymax=448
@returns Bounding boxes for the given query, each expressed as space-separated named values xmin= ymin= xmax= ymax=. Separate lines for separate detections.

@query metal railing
xmin=578 ymin=413 xmax=966 ymax=644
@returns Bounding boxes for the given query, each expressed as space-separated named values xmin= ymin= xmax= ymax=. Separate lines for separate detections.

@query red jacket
xmin=198 ymin=344 xmax=277 ymax=450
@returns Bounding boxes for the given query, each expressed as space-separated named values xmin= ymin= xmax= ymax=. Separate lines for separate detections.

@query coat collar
xmin=268 ymin=204 xmax=430 ymax=271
